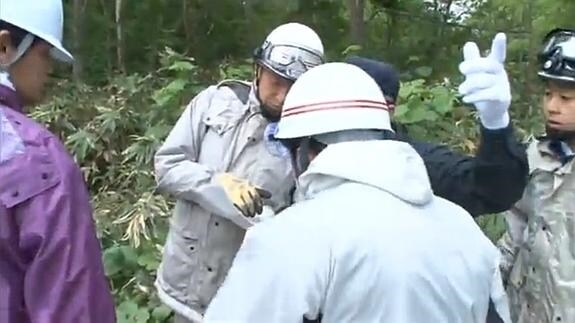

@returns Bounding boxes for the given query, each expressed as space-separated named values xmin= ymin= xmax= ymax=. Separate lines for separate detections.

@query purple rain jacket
xmin=0 ymin=84 xmax=116 ymax=323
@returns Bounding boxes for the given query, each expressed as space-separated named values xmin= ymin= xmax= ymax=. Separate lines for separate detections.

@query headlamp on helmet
xmin=538 ymin=28 xmax=575 ymax=82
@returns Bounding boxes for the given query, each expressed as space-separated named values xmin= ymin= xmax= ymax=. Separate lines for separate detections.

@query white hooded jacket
xmin=204 ymin=140 xmax=511 ymax=323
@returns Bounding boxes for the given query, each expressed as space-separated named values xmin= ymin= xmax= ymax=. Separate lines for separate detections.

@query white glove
xmin=458 ymin=33 xmax=511 ymax=130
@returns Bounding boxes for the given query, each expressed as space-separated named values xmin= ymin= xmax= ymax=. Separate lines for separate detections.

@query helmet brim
xmin=49 ymin=42 xmax=74 ymax=63
xmin=538 ymin=71 xmax=575 ymax=83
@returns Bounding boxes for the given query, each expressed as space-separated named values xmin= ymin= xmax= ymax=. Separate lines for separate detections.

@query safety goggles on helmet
xmin=254 ymin=41 xmax=324 ymax=81
xmin=538 ymin=28 xmax=575 ymax=82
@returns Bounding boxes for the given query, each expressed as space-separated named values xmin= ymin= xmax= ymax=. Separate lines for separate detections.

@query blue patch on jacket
xmin=264 ymin=122 xmax=290 ymax=158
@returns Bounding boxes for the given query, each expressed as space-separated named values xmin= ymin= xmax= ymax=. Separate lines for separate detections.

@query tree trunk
xmin=183 ymin=0 xmax=192 ymax=50
xmin=115 ymin=0 xmax=125 ymax=73
xmin=72 ymin=0 xmax=86 ymax=81
xmin=96 ymin=0 xmax=113 ymax=73
xmin=524 ymin=0 xmax=536 ymax=116
xmin=438 ymin=0 xmax=453 ymax=41
xmin=346 ymin=0 xmax=366 ymax=47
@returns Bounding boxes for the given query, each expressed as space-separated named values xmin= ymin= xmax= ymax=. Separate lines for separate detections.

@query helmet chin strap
xmin=0 ymin=33 xmax=34 ymax=71
xmin=295 ymin=137 xmax=312 ymax=176
xmin=0 ymin=33 xmax=34 ymax=90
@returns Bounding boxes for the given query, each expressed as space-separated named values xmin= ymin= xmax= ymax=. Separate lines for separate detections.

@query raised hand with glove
xmin=458 ymin=33 xmax=511 ymax=130
xmin=215 ymin=173 xmax=272 ymax=218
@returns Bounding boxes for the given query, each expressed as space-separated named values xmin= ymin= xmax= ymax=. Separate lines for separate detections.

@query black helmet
xmin=538 ymin=28 xmax=575 ymax=82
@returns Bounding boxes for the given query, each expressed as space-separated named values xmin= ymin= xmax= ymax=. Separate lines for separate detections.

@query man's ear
xmin=0 ymin=30 xmax=15 ymax=66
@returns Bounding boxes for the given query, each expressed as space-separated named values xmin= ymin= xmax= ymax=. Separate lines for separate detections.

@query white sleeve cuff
xmin=480 ymin=111 xmax=510 ymax=130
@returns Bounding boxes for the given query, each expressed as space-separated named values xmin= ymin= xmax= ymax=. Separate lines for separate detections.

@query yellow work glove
xmin=215 ymin=173 xmax=272 ymax=218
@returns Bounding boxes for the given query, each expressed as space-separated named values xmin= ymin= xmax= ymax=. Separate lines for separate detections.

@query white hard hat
xmin=0 ymin=0 xmax=73 ymax=63
xmin=254 ymin=22 xmax=324 ymax=81
xmin=275 ymin=62 xmax=392 ymax=140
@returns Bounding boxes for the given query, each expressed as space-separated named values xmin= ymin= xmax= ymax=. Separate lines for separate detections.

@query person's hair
xmin=546 ymin=78 xmax=575 ymax=90
xmin=0 ymin=20 xmax=36 ymax=47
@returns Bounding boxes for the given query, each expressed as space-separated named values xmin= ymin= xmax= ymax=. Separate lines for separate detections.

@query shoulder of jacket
xmin=216 ymin=79 xmax=251 ymax=89
xmin=1 ymin=105 xmax=54 ymax=147
xmin=524 ymin=138 xmax=562 ymax=174
xmin=214 ymin=79 xmax=252 ymax=104
xmin=0 ymin=107 xmax=76 ymax=208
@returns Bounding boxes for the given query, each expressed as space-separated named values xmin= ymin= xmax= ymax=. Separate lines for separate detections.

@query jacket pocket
xmin=159 ymin=202 xmax=204 ymax=302
xmin=201 ymin=96 xmax=242 ymax=136
xmin=202 ymin=114 xmax=233 ymax=136
xmin=160 ymin=229 xmax=199 ymax=296
xmin=0 ymin=148 xmax=60 ymax=208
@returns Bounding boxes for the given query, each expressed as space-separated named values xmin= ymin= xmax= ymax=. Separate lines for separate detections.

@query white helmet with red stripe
xmin=275 ymin=62 xmax=392 ymax=141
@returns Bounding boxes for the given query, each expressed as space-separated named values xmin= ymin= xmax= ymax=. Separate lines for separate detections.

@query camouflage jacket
xmin=498 ymin=139 xmax=575 ymax=323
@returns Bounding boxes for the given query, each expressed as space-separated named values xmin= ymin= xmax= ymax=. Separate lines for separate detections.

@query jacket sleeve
xmin=16 ymin=137 xmax=116 ymax=323
xmin=154 ymin=87 xmax=257 ymax=228
xmin=403 ymin=124 xmax=528 ymax=217
xmin=489 ymin=265 xmax=512 ymax=323
xmin=203 ymin=221 xmax=325 ymax=322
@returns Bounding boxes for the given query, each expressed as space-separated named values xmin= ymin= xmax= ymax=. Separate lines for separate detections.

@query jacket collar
xmin=0 ymin=84 xmax=24 ymax=113
xmin=528 ymin=138 xmax=574 ymax=174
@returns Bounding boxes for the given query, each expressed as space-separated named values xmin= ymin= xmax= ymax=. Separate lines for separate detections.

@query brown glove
xmin=215 ymin=173 xmax=272 ymax=217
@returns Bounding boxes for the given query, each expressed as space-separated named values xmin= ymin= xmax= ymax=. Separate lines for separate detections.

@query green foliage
xmin=394 ymin=77 xmax=479 ymax=151
xmin=476 ymin=214 xmax=508 ymax=242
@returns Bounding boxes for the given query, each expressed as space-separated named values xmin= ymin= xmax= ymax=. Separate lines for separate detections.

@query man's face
xmin=543 ymin=81 xmax=575 ymax=142
xmin=0 ymin=31 xmax=53 ymax=106
xmin=257 ymin=66 xmax=293 ymax=120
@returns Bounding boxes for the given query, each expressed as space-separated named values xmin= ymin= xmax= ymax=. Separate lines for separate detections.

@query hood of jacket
xmin=296 ymin=140 xmax=433 ymax=206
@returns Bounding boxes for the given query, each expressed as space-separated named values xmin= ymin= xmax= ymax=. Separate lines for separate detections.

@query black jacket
xmin=395 ymin=123 xmax=529 ymax=217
